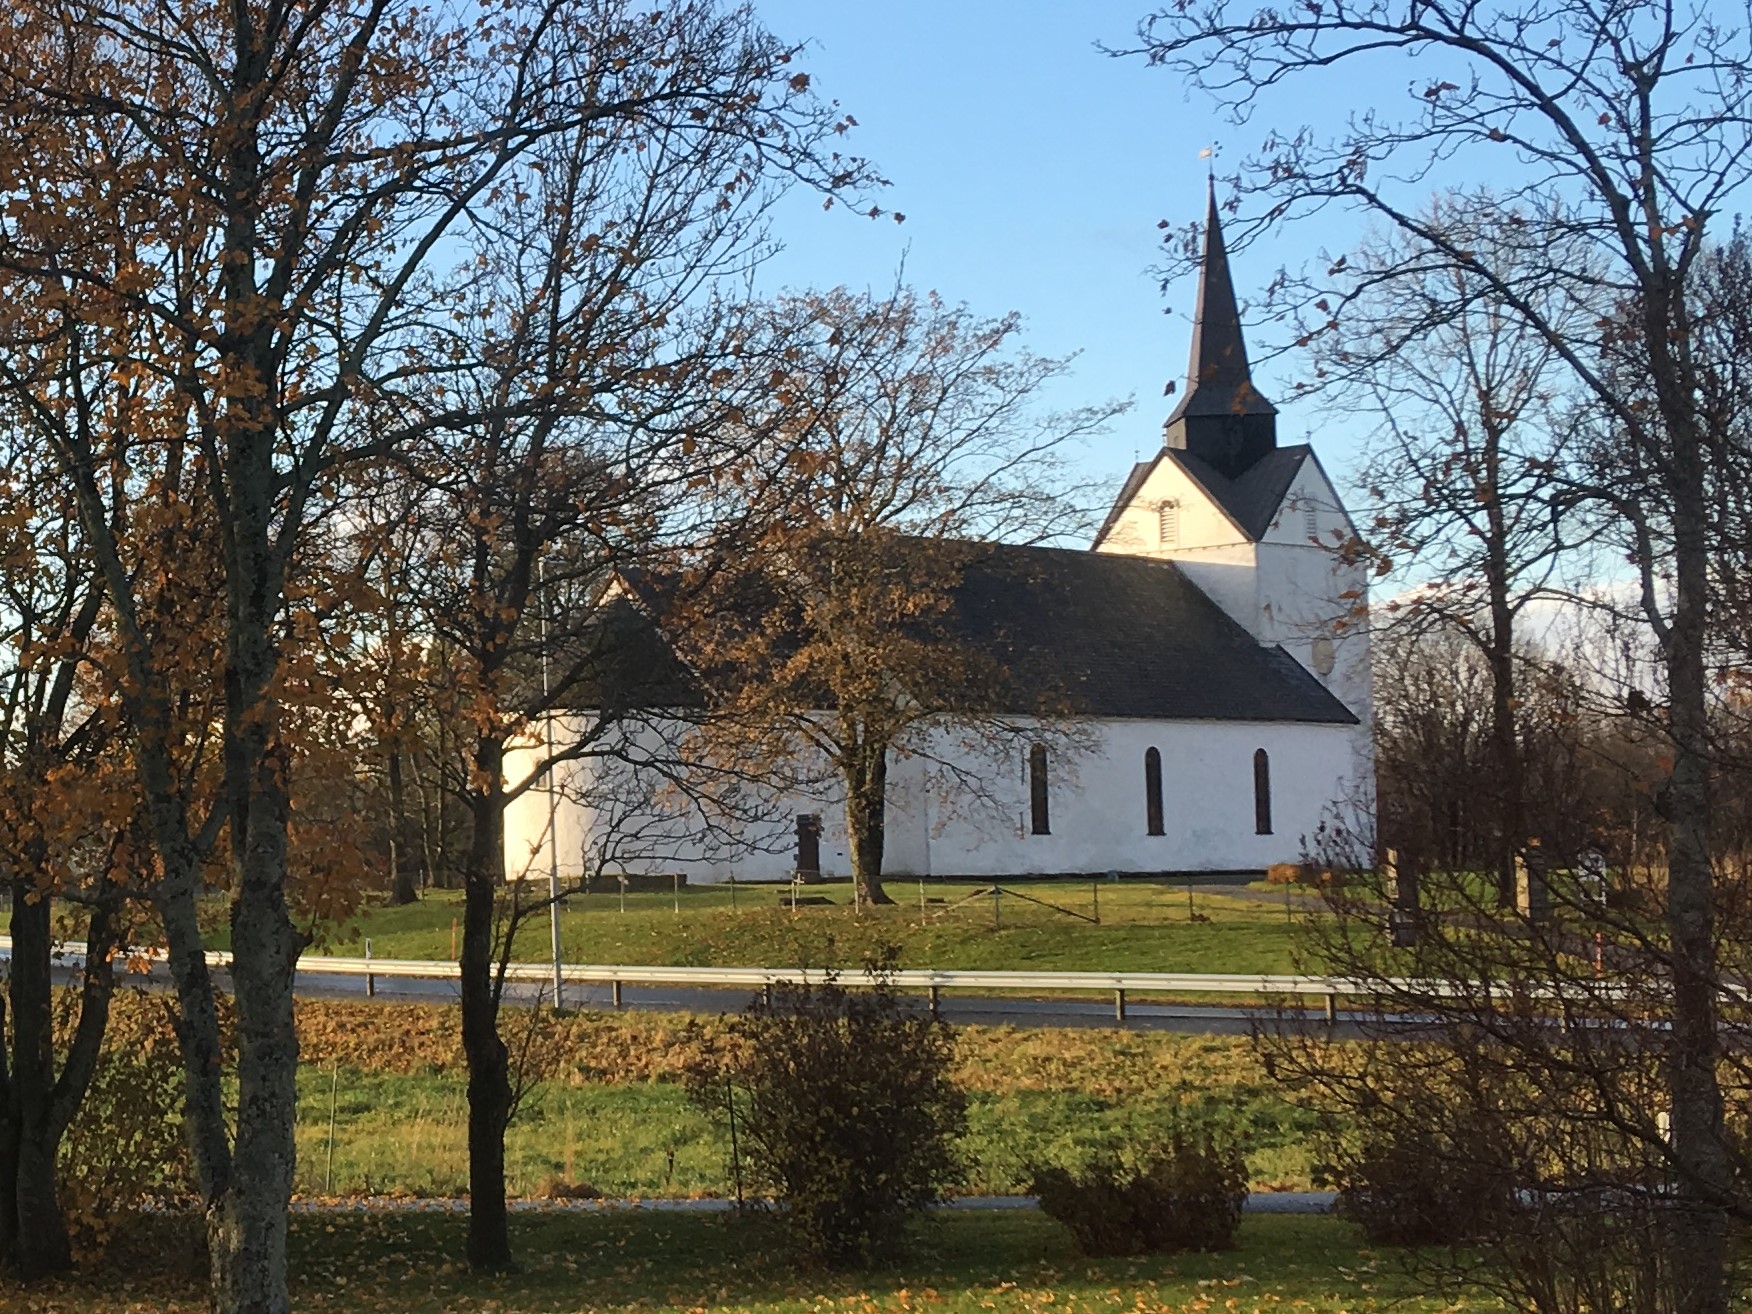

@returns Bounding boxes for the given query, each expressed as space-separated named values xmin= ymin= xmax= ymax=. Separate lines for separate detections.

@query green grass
xmin=305 ymin=881 xmax=1307 ymax=976
xmin=47 ymin=1208 xmax=1503 ymax=1313
xmin=291 ymin=1066 xmax=1323 ymax=1199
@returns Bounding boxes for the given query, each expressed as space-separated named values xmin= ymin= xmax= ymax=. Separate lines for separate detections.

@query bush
xmin=57 ymin=991 xmax=196 ymax=1257
xmin=685 ymin=952 xmax=967 ymax=1268
xmin=1030 ymin=1123 xmax=1248 ymax=1256
xmin=1329 ymin=1117 xmax=1515 ymax=1247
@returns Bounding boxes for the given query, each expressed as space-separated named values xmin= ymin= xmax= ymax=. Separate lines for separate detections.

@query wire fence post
xmin=324 ymin=1063 xmax=340 ymax=1194
xmin=725 ymin=1075 xmax=745 ymax=1207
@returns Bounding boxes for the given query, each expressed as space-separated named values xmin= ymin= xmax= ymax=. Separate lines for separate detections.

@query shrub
xmin=685 ymin=951 xmax=967 ymax=1268
xmin=1030 ymin=1123 xmax=1248 ymax=1256
xmin=57 ymin=991 xmax=196 ymax=1257
xmin=1329 ymin=1117 xmax=1515 ymax=1247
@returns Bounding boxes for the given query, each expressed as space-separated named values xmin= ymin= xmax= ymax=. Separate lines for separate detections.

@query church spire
xmin=1164 ymin=180 xmax=1277 ymax=479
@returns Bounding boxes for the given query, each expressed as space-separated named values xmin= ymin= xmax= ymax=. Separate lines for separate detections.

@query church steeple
xmin=1164 ymin=180 xmax=1277 ymax=479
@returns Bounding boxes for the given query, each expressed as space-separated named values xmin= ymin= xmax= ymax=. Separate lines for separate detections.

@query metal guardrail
xmin=3 ymin=934 xmax=1356 ymax=1022
xmin=2 ymin=937 xmax=1703 ymax=1027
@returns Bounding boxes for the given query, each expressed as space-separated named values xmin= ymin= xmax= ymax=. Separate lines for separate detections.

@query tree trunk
xmin=2 ymin=879 xmax=70 ymax=1279
xmin=185 ymin=56 xmax=306 ymax=1312
xmin=0 ymin=859 xmax=120 ymax=1282
xmin=387 ymin=741 xmax=418 ymax=905
xmin=844 ymin=746 xmax=894 ymax=906
xmin=1661 ymin=442 xmax=1731 ymax=1314
xmin=0 ymin=1102 xmax=15 ymax=1274
xmin=208 ymin=738 xmax=302 ymax=1314
xmin=461 ymin=738 xmax=514 ymax=1272
xmin=1481 ymin=441 xmax=1524 ymax=911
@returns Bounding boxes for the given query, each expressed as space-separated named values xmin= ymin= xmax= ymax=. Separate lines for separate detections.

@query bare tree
xmin=361 ymin=36 xmax=875 ymax=1263
xmin=1313 ymin=197 xmax=1597 ymax=903
xmin=1123 ymin=4 xmax=1752 ymax=1308
xmin=679 ymin=286 xmax=1121 ymax=905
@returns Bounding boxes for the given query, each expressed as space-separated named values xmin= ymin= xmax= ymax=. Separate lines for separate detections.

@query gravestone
xmin=1515 ymin=843 xmax=1551 ymax=923
xmin=1384 ymin=848 xmax=1420 ymax=948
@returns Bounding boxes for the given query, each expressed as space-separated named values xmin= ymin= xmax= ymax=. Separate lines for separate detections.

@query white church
xmin=505 ymin=189 xmax=1375 ymax=883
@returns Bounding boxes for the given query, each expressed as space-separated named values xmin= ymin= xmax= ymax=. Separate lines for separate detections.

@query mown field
xmin=301 ymin=880 xmax=1314 ymax=975
xmin=290 ymin=999 xmax=1324 ymax=1199
xmin=38 ymin=1209 xmax=1503 ymax=1314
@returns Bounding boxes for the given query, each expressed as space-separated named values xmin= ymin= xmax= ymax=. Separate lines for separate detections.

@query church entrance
xmin=794 ymin=813 xmax=822 ymax=883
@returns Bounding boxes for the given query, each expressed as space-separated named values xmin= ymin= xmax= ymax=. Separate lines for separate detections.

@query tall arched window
xmin=1029 ymin=744 xmax=1050 ymax=835
xmin=1144 ymin=748 xmax=1164 ymax=836
xmin=1253 ymin=748 xmax=1273 ymax=835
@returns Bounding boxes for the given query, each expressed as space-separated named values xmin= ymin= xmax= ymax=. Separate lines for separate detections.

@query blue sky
xmin=750 ymin=0 xmax=1374 ymax=500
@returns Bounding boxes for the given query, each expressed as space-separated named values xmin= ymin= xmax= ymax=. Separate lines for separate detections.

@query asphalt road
xmin=284 ymin=967 xmax=1377 ymax=1036
xmin=24 ymin=953 xmax=1387 ymax=1035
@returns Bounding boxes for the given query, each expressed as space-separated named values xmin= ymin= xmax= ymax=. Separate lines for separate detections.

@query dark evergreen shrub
xmin=1030 ymin=1124 xmax=1248 ymax=1257
xmin=686 ymin=952 xmax=966 ymax=1268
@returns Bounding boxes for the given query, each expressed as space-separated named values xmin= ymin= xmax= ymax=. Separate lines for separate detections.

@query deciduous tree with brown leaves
xmin=0 ymin=0 xmax=874 ymax=1306
xmin=680 ymin=287 xmax=1120 ymax=905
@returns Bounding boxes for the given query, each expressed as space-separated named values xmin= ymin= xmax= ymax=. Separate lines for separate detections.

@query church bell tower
xmin=1162 ymin=181 xmax=1278 ymax=480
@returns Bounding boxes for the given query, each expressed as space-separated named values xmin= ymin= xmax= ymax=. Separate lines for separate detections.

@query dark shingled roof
xmin=939 ymin=541 xmax=1354 ymax=723
xmin=547 ymin=593 xmax=706 ymax=710
xmin=601 ymin=539 xmax=1355 ymax=725
xmin=1091 ymin=444 xmax=1312 ymax=547
xmin=1168 ymin=444 xmax=1311 ymax=542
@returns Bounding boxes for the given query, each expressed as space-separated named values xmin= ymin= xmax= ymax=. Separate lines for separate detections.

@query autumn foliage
xmin=684 ymin=959 xmax=967 ymax=1267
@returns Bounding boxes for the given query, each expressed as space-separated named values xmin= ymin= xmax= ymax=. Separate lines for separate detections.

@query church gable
xmin=1092 ymin=450 xmax=1253 ymax=555
xmin=1255 ymin=449 xmax=1358 ymax=548
xmin=1095 ymin=180 xmax=1364 ymax=562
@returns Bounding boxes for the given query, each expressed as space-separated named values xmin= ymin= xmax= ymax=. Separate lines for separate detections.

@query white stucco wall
xmin=1095 ymin=446 xmax=1375 ymax=853
xmin=503 ymin=440 xmax=1378 ymax=885
xmin=504 ymin=713 xmax=1362 ymax=884
xmin=1250 ymin=457 xmax=1375 ymax=847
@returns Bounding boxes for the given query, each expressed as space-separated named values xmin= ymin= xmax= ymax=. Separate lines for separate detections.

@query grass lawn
xmin=289 ymin=1002 xmax=1324 ymax=1199
xmin=293 ymin=1068 xmax=1321 ymax=1199
xmin=43 ymin=1208 xmax=1501 ymax=1314
xmin=304 ymin=881 xmax=1309 ymax=976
